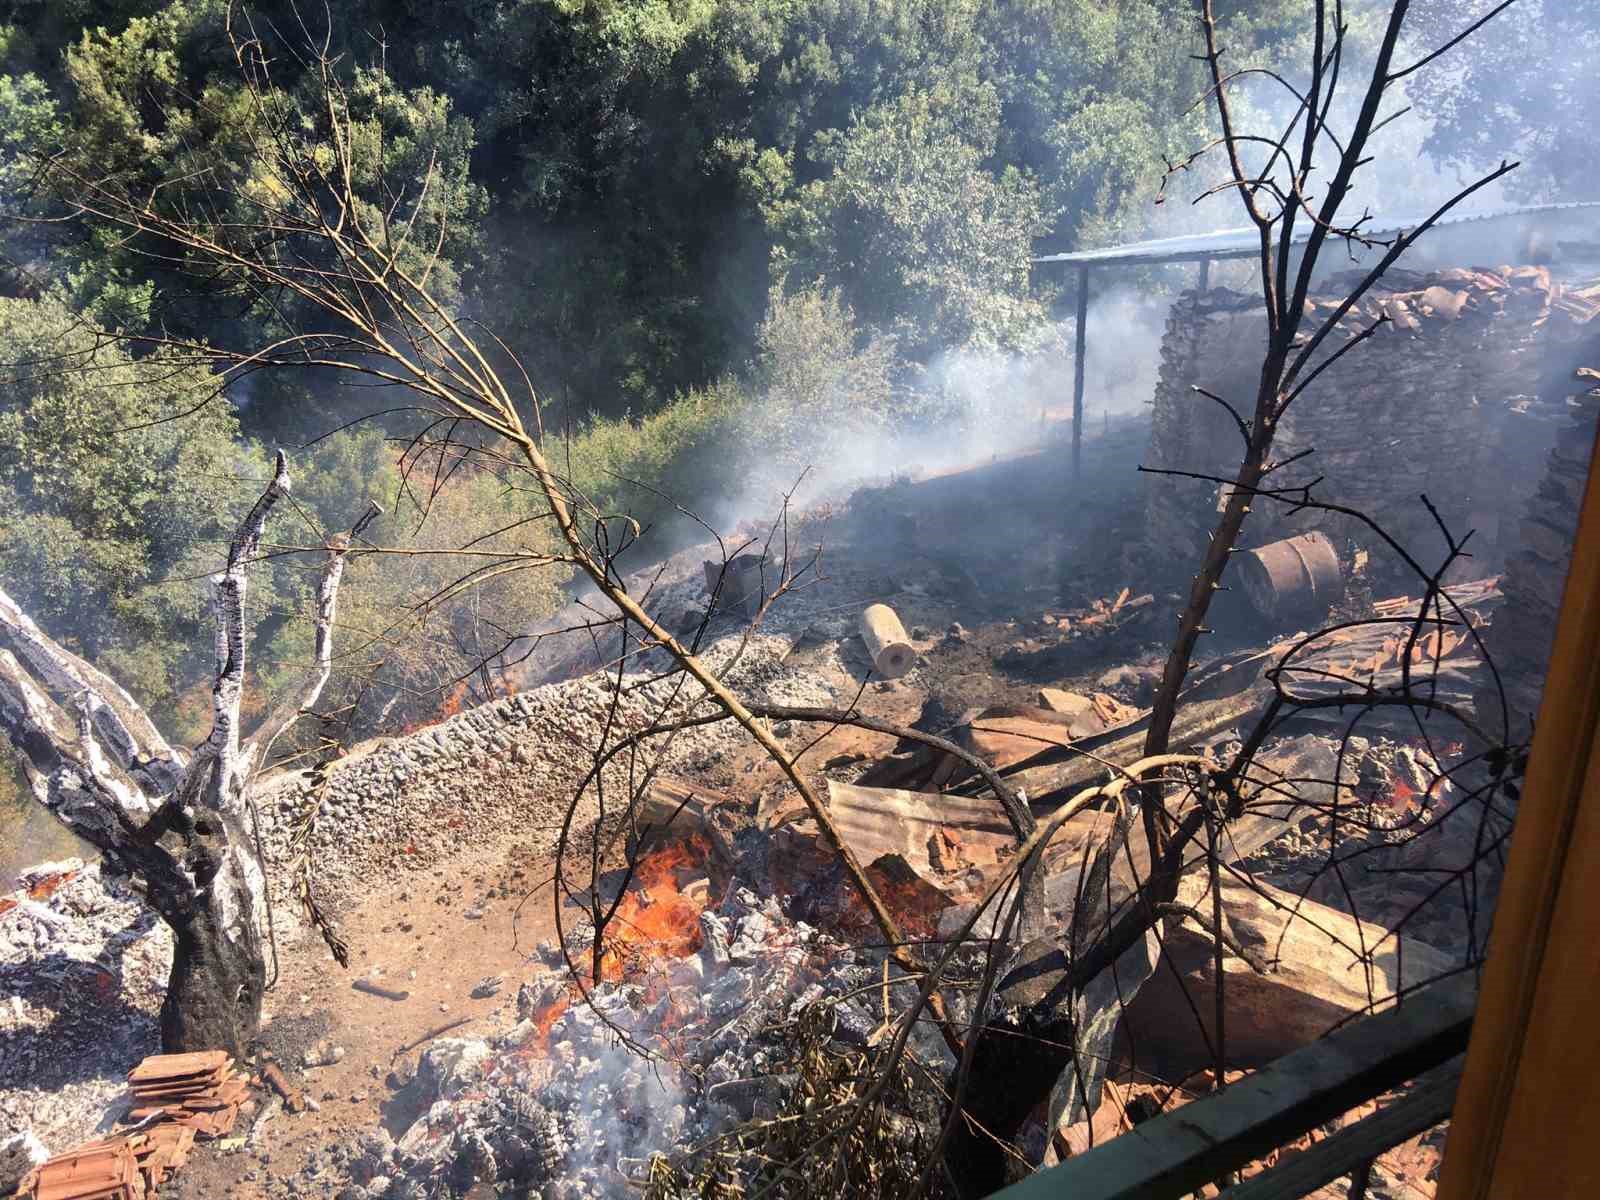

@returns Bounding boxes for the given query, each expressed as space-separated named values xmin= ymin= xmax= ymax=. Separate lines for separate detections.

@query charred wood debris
xmin=5 ymin=415 xmax=1562 ymax=1199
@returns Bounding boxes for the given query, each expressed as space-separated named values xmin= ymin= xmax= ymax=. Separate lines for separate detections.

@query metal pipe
xmin=1073 ymin=264 xmax=1089 ymax=478
xmin=860 ymin=603 xmax=916 ymax=679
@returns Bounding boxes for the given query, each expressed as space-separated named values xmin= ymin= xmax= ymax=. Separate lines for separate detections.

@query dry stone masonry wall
xmin=253 ymin=634 xmax=840 ymax=924
xmin=1480 ymin=378 xmax=1600 ymax=734
xmin=1142 ymin=266 xmax=1600 ymax=587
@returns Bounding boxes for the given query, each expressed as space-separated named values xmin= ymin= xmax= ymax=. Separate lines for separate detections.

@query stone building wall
xmin=1142 ymin=267 xmax=1600 ymax=591
xmin=1479 ymin=379 xmax=1600 ymax=736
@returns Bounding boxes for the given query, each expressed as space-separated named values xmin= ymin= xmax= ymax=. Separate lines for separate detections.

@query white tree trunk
xmin=0 ymin=451 xmax=362 ymax=1054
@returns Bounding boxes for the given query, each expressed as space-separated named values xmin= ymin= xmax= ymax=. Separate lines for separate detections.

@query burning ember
xmin=598 ymin=837 xmax=711 ymax=982
xmin=371 ymin=873 xmax=956 ymax=1198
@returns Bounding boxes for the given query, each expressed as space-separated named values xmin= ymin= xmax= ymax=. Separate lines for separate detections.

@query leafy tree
xmin=4 ymin=0 xmax=1319 ymax=423
xmin=0 ymin=294 xmax=243 ymax=705
xmin=1410 ymin=0 xmax=1597 ymax=201
xmin=745 ymin=280 xmax=898 ymax=480
xmin=5 ymin=2 xmax=486 ymax=431
xmin=773 ymin=74 xmax=1049 ymax=359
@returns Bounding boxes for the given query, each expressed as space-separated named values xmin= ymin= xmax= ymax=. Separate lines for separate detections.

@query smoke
xmin=1091 ymin=3 xmax=1539 ymax=267
xmin=532 ymin=2 xmax=1592 ymax=575
xmin=695 ymin=289 xmax=1167 ymax=533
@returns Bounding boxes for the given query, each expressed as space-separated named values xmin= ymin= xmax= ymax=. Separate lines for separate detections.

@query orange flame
xmin=597 ymin=836 xmax=712 ymax=983
xmin=1388 ymin=777 xmax=1418 ymax=812
xmin=399 ymin=679 xmax=474 ymax=735
xmin=527 ymin=992 xmax=571 ymax=1054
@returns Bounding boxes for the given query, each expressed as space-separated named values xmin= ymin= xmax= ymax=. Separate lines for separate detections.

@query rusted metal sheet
xmin=826 ymin=781 xmax=1016 ymax=885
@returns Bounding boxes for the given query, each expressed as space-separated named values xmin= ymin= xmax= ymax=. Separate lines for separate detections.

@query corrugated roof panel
xmin=1033 ymin=201 xmax=1600 ymax=267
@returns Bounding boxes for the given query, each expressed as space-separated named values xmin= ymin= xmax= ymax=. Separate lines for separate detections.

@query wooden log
xmin=599 ymin=774 xmax=738 ymax=864
xmin=351 ymin=979 xmax=409 ymax=1002
xmin=860 ymin=603 xmax=916 ymax=679
xmin=260 ymin=1061 xmax=306 ymax=1113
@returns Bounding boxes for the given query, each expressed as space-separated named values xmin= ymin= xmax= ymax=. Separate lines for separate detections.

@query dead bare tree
xmin=22 ymin=8 xmax=975 ymax=1049
xmin=928 ymin=0 xmax=1524 ymax=1189
xmin=14 ymin=0 xmax=1532 ymax=1190
xmin=0 ymin=451 xmax=369 ymax=1054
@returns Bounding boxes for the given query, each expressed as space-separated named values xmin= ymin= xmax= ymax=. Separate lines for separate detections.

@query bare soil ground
xmin=159 ymin=834 xmax=565 ymax=1199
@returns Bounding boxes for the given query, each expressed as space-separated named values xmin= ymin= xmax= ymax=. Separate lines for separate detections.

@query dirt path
xmin=163 ymin=834 xmax=565 ymax=1199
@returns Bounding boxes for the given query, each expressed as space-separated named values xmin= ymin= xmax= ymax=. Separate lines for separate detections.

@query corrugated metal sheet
xmin=1033 ymin=201 xmax=1600 ymax=268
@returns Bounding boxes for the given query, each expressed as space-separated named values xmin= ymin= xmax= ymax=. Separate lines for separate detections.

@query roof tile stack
xmin=20 ymin=1142 xmax=143 ymax=1200
xmin=19 ymin=1052 xmax=247 ymax=1199
xmin=125 ymin=1051 xmax=249 ymax=1136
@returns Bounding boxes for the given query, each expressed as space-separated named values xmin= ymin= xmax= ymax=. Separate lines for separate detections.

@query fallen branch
xmin=259 ymin=1061 xmax=307 ymax=1113
xmin=352 ymin=979 xmax=410 ymax=1002
xmin=391 ymin=1015 xmax=474 ymax=1062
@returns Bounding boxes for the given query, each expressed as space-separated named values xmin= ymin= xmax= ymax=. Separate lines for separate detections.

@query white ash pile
xmin=0 ymin=858 xmax=173 ymax=1150
xmin=318 ymin=884 xmax=952 ymax=1200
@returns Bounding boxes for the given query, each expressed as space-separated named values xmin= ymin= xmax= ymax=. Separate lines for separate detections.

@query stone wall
xmin=251 ymin=634 xmax=829 ymax=926
xmin=1479 ymin=379 xmax=1600 ymax=736
xmin=1142 ymin=267 xmax=1600 ymax=591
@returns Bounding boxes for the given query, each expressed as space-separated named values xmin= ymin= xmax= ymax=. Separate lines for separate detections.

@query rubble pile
xmin=293 ymin=880 xmax=951 ymax=1200
xmin=2 ymin=385 xmax=1547 ymax=1198
xmin=0 ymin=861 xmax=172 ymax=1149
xmin=17 ymin=1051 xmax=253 ymax=1199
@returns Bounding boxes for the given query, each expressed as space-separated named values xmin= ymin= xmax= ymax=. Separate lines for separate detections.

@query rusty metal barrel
xmin=1237 ymin=531 xmax=1342 ymax=620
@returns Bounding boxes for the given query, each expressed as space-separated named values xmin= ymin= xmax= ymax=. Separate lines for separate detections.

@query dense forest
xmin=0 ymin=0 xmax=1587 ymax=766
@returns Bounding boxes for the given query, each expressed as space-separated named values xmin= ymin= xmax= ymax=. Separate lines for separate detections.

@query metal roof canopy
xmin=1039 ymin=201 xmax=1600 ymax=475
xmin=1034 ymin=201 xmax=1600 ymax=268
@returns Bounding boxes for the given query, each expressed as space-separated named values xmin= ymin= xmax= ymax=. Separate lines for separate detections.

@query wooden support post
xmin=1199 ymin=255 xmax=1212 ymax=292
xmin=1073 ymin=264 xmax=1089 ymax=479
xmin=1436 ymin=421 xmax=1600 ymax=1200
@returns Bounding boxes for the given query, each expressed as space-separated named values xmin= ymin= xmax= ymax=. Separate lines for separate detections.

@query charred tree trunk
xmin=0 ymin=452 xmax=364 ymax=1058
xmin=160 ymin=875 xmax=266 ymax=1054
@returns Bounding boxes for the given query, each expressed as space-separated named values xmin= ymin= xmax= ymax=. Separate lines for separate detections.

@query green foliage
xmin=0 ymin=294 xmax=243 ymax=701
xmin=748 ymin=280 xmax=898 ymax=476
xmin=1410 ymin=0 xmax=1597 ymax=201
xmin=3 ymin=0 xmax=1319 ymax=422
xmin=0 ymin=0 xmax=1345 ymax=748
xmin=0 ymin=67 xmax=61 ymax=193
xmin=555 ymin=376 xmax=748 ymax=542
xmin=774 ymin=75 xmax=1049 ymax=358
